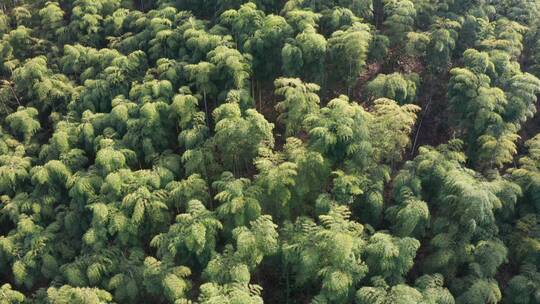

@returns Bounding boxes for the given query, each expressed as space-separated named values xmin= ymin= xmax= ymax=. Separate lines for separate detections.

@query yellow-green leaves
xmin=365 ymin=73 xmax=420 ymax=104
xmin=44 ymin=285 xmax=113 ymax=304
xmin=213 ymin=103 xmax=274 ymax=174
xmin=328 ymin=22 xmax=371 ymax=86
xmin=274 ymin=77 xmax=320 ymax=136
xmin=0 ymin=284 xmax=25 ymax=304
xmin=283 ymin=205 xmax=367 ymax=303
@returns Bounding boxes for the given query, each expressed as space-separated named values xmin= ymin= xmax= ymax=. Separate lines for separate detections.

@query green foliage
xmin=38 ymin=2 xmax=65 ymax=40
xmin=328 ymin=22 xmax=372 ymax=87
xmin=504 ymin=264 xmax=540 ymax=304
xmin=202 ymin=215 xmax=277 ymax=286
xmin=383 ymin=0 xmax=417 ymax=45
xmin=368 ymin=98 xmax=420 ymax=164
xmin=1 ymin=1 xmax=540 ymax=303
xmin=448 ymin=49 xmax=518 ymax=169
xmin=166 ymin=173 xmax=210 ymax=210
xmin=220 ymin=3 xmax=264 ymax=49
xmin=245 ymin=14 xmax=292 ymax=79
xmin=274 ymin=77 xmax=320 ymax=136
xmin=212 ymin=172 xmax=262 ymax=230
xmin=364 ymin=233 xmax=420 ymax=282
xmin=503 ymin=72 xmax=540 ymax=127
xmin=304 ymin=95 xmax=371 ymax=161
xmin=171 ymin=92 xmax=217 ymax=178
xmin=511 ymin=134 xmax=540 ymax=212
xmin=212 ymin=102 xmax=274 ymax=174
xmin=281 ymin=20 xmax=327 ymax=83
xmin=425 ymin=18 xmax=460 ymax=73
xmin=5 ymin=106 xmax=40 ymax=143
xmin=231 ymin=214 xmax=278 ymax=268
xmin=456 ymin=279 xmax=502 ymax=304
xmin=283 ymin=205 xmax=368 ymax=303
xmin=386 ymin=195 xmax=429 ymax=238
xmin=152 ymin=200 xmax=221 ymax=265
xmin=303 ymin=96 xmax=418 ymax=222
xmin=481 ymin=18 xmax=527 ymax=60
xmin=0 ymin=284 xmax=25 ymax=304
xmin=198 ymin=282 xmax=263 ymax=304
xmin=365 ymin=73 xmax=419 ymax=104
xmin=142 ymin=256 xmax=191 ymax=302
xmin=0 ymin=141 xmax=31 ymax=195
xmin=388 ymin=140 xmax=520 ymax=299
xmin=320 ymin=7 xmax=360 ymax=35
xmin=208 ymin=45 xmax=251 ymax=91
xmin=66 ymin=0 xmax=121 ymax=46
xmin=254 ymin=146 xmax=298 ymax=219
xmin=42 ymin=285 xmax=113 ymax=304
xmin=356 ymin=274 xmax=454 ymax=304
xmin=72 ymin=50 xmax=147 ymax=113
xmin=368 ymin=33 xmax=390 ymax=61
xmin=12 ymin=56 xmax=74 ymax=112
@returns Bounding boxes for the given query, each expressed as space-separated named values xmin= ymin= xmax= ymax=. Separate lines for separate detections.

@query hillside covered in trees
xmin=2 ymin=0 xmax=540 ymax=303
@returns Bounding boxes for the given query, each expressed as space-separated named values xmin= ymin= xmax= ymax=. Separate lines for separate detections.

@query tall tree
xmin=212 ymin=102 xmax=274 ymax=174
xmin=274 ymin=77 xmax=320 ymax=136
xmin=328 ymin=22 xmax=372 ymax=92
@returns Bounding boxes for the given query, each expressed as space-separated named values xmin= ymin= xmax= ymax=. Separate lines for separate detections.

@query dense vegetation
xmin=2 ymin=0 xmax=540 ymax=303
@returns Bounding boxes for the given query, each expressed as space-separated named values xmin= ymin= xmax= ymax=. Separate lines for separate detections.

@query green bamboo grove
xmin=1 ymin=0 xmax=540 ymax=303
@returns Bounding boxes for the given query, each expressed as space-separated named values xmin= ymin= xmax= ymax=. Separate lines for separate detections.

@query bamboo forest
xmin=3 ymin=0 xmax=540 ymax=303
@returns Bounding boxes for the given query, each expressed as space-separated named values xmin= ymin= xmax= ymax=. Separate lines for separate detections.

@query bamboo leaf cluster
xmin=2 ymin=0 xmax=540 ymax=303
